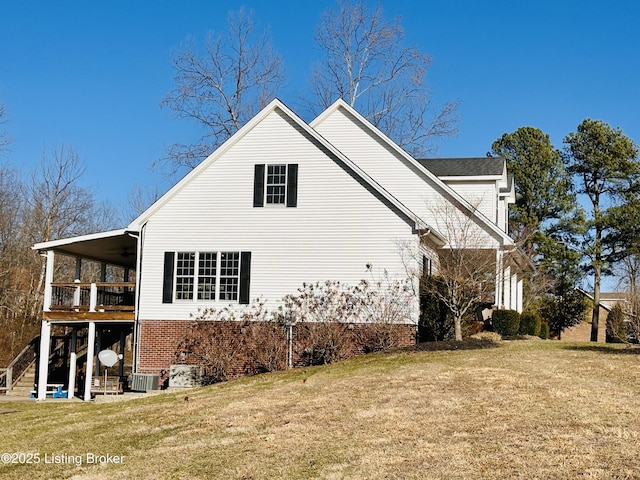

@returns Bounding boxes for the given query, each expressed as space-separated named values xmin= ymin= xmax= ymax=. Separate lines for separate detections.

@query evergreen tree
xmin=563 ymin=119 xmax=640 ymax=341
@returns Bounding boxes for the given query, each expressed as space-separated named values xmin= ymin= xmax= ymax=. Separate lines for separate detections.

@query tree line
xmin=0 ymin=146 xmax=121 ymax=365
xmin=492 ymin=120 xmax=640 ymax=341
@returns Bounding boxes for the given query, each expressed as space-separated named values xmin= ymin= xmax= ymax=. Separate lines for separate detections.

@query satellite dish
xmin=98 ymin=349 xmax=119 ymax=368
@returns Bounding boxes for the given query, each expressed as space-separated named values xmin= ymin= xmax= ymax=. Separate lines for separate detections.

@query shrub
xmin=519 ymin=311 xmax=542 ymax=337
xmin=282 ymin=281 xmax=359 ymax=366
xmin=354 ymin=277 xmax=416 ymax=352
xmin=175 ymin=299 xmax=287 ymax=384
xmin=419 ymin=277 xmax=453 ymax=341
xmin=606 ymin=303 xmax=627 ymax=343
xmin=539 ymin=322 xmax=550 ymax=339
xmin=491 ymin=309 xmax=521 ymax=336
xmin=295 ymin=321 xmax=352 ymax=365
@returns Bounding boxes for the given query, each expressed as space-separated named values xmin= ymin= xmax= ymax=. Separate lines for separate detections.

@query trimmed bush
xmin=539 ymin=322 xmax=550 ymax=339
xmin=606 ymin=303 xmax=627 ymax=343
xmin=492 ymin=309 xmax=521 ymax=336
xmin=519 ymin=311 xmax=542 ymax=337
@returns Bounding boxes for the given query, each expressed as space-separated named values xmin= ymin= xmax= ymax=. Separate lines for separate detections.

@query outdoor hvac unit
xmin=130 ymin=373 xmax=160 ymax=392
xmin=169 ymin=364 xmax=201 ymax=388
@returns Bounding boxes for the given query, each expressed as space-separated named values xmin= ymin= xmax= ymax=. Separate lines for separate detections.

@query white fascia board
xmin=128 ymin=99 xmax=289 ymax=229
xmin=32 ymin=228 xmax=133 ymax=251
xmin=129 ymin=98 xmax=430 ymax=236
xmin=311 ymin=99 xmax=514 ymax=247
xmin=439 ymin=175 xmax=502 ymax=182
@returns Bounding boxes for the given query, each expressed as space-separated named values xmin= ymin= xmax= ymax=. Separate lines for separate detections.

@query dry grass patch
xmin=1 ymin=341 xmax=639 ymax=479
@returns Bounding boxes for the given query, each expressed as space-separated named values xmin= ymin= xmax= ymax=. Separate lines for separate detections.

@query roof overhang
xmin=32 ymin=229 xmax=139 ymax=269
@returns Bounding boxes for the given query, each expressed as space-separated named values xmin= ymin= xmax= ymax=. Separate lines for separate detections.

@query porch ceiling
xmin=33 ymin=229 xmax=138 ymax=268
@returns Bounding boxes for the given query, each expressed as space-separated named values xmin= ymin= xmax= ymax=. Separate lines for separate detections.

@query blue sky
xmin=2 ymin=0 xmax=639 ymax=215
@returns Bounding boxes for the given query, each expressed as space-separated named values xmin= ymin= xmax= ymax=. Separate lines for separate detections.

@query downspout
xmin=127 ymin=224 xmax=145 ymax=374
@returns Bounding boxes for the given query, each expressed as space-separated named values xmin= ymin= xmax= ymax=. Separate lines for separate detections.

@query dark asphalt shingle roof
xmin=417 ymin=157 xmax=505 ymax=177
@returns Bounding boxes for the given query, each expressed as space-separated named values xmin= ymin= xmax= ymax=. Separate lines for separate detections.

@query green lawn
xmin=1 ymin=339 xmax=639 ymax=479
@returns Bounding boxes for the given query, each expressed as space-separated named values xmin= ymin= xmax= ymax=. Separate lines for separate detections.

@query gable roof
xmin=418 ymin=157 xmax=506 ymax=178
xmin=129 ymin=99 xmax=444 ymax=243
xmin=311 ymin=99 xmax=514 ymax=247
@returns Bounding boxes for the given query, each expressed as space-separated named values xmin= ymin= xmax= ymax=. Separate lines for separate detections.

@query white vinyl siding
xmin=440 ymin=181 xmax=497 ymax=222
xmin=137 ymin=108 xmax=419 ymax=322
xmin=312 ymin=107 xmax=503 ymax=249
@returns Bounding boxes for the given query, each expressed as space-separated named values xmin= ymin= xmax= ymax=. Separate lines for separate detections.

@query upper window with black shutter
xmin=254 ymin=163 xmax=298 ymax=207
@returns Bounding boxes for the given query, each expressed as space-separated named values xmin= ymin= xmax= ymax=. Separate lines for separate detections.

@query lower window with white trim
xmin=163 ymin=251 xmax=251 ymax=304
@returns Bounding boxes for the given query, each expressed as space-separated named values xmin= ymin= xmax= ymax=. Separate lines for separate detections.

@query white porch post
xmin=67 ymin=327 xmax=77 ymax=399
xmin=503 ymin=265 xmax=512 ymax=310
xmin=510 ymin=271 xmax=518 ymax=312
xmin=495 ymin=250 xmax=504 ymax=308
xmin=36 ymin=321 xmax=51 ymax=401
xmin=83 ymin=321 xmax=96 ymax=402
xmin=516 ymin=278 xmax=524 ymax=313
xmin=89 ymin=283 xmax=97 ymax=312
xmin=73 ymin=258 xmax=82 ymax=307
xmin=43 ymin=251 xmax=55 ymax=312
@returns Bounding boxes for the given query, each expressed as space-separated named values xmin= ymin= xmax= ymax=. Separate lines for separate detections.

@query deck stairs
xmin=5 ymin=362 xmax=36 ymax=397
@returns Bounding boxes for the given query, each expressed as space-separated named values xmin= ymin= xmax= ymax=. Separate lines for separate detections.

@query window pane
xmin=219 ymin=252 xmax=240 ymax=301
xmin=176 ymin=252 xmax=195 ymax=300
xmin=266 ymin=164 xmax=286 ymax=204
xmin=197 ymin=252 xmax=217 ymax=300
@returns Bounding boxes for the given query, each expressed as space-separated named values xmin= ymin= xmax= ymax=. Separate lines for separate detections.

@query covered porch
xmin=32 ymin=229 xmax=139 ymax=401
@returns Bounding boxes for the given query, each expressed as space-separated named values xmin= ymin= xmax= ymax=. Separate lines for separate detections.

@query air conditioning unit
xmin=169 ymin=364 xmax=201 ymax=388
xmin=130 ymin=373 xmax=159 ymax=392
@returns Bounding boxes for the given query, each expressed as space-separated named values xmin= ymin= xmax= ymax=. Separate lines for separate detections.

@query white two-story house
xmin=32 ymin=99 xmax=524 ymax=400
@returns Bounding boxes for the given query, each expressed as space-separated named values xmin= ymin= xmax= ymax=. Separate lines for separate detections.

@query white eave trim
xmin=128 ymin=98 xmax=436 ymax=236
xmin=32 ymin=228 xmax=137 ymax=252
xmin=311 ymin=99 xmax=515 ymax=247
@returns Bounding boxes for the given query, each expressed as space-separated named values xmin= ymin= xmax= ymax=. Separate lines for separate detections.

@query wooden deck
xmin=45 ymin=281 xmax=135 ymax=321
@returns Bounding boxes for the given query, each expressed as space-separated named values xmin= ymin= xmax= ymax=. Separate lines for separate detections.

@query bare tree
xmin=22 ymin=145 xmax=119 ymax=320
xmin=159 ymin=8 xmax=285 ymax=175
xmin=0 ymin=101 xmax=13 ymax=155
xmin=616 ymin=254 xmax=640 ymax=342
xmin=309 ymin=0 xmax=458 ymax=156
xmin=0 ymin=165 xmax=34 ymax=365
xmin=420 ymin=202 xmax=497 ymax=341
xmin=124 ymin=184 xmax=163 ymax=223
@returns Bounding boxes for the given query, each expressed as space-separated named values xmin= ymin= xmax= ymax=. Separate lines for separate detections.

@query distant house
xmin=32 ymin=99 xmax=525 ymax=400
xmin=562 ymin=291 xmax=629 ymax=342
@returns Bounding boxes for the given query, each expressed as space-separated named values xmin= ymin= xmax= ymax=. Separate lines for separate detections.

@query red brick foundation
xmin=137 ymin=319 xmax=417 ymax=382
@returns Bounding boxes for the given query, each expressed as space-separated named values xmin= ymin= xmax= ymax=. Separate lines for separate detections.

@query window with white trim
xmin=219 ymin=252 xmax=240 ymax=301
xmin=266 ymin=164 xmax=287 ymax=204
xmin=253 ymin=163 xmax=298 ymax=208
xmin=176 ymin=252 xmax=196 ymax=300
xmin=168 ymin=251 xmax=247 ymax=302
xmin=197 ymin=252 xmax=217 ymax=300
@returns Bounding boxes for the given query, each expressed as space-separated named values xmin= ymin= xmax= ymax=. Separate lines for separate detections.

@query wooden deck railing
xmin=1 ymin=336 xmax=38 ymax=394
xmin=49 ymin=282 xmax=135 ymax=313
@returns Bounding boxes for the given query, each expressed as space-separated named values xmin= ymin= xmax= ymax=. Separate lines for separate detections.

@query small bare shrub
xmin=353 ymin=277 xmax=416 ymax=352
xmin=245 ymin=321 xmax=287 ymax=373
xmin=176 ymin=299 xmax=286 ymax=383
xmin=469 ymin=331 xmax=502 ymax=343
xmin=282 ymin=281 xmax=359 ymax=365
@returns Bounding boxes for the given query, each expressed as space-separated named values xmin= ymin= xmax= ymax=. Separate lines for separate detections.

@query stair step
xmin=10 ymin=386 xmax=35 ymax=392
xmin=6 ymin=391 xmax=32 ymax=397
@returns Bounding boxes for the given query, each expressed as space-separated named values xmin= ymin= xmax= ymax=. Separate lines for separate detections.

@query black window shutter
xmin=239 ymin=252 xmax=251 ymax=304
xmin=162 ymin=252 xmax=175 ymax=304
xmin=253 ymin=164 xmax=265 ymax=207
xmin=286 ymin=163 xmax=298 ymax=207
